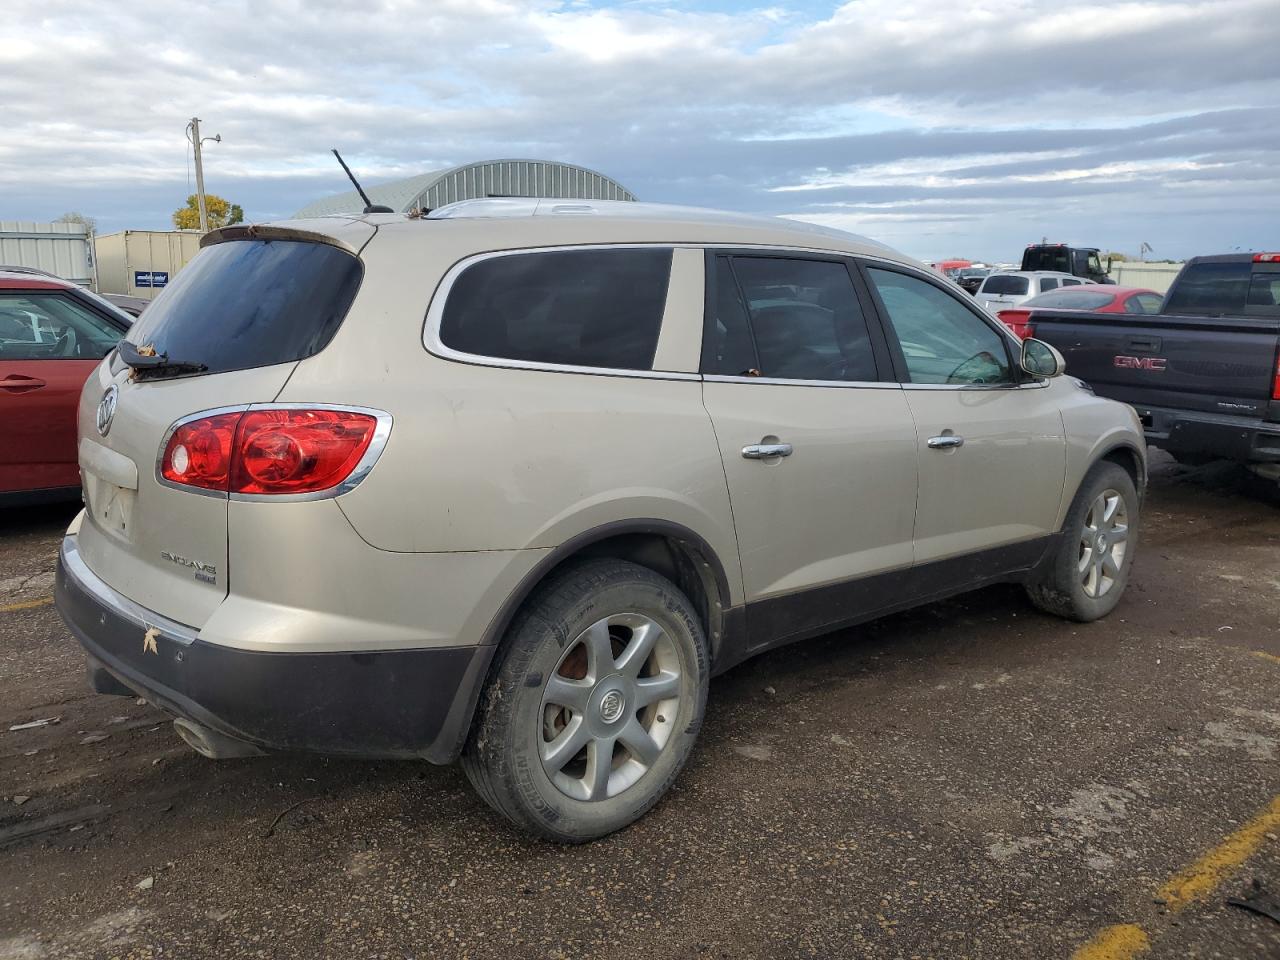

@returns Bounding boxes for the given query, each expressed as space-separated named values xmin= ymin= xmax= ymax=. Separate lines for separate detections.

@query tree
xmin=1103 ymin=251 xmax=1128 ymax=262
xmin=55 ymin=211 xmax=97 ymax=234
xmin=172 ymin=194 xmax=244 ymax=230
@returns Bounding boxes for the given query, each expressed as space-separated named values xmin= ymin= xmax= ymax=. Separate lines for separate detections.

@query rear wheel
xmin=1026 ymin=461 xmax=1139 ymax=622
xmin=462 ymin=559 xmax=708 ymax=842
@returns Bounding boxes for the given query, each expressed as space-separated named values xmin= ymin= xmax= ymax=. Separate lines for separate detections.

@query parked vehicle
xmin=101 ymin=294 xmax=150 ymax=317
xmin=975 ymin=270 xmax=1086 ymax=313
xmin=956 ymin=267 xmax=992 ymax=295
xmin=0 ymin=267 xmax=132 ymax=504
xmin=931 ymin=259 xmax=971 ymax=280
xmin=1021 ymin=244 xmax=1114 ymax=284
xmin=1021 ymin=253 xmax=1280 ymax=477
xmin=55 ymin=201 xmax=1146 ymax=842
xmin=997 ymin=286 xmax=1164 ymax=339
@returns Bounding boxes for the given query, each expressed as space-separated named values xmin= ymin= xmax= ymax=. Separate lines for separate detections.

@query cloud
xmin=0 ymin=0 xmax=1275 ymax=260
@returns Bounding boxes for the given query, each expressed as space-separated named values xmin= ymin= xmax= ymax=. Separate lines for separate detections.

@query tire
xmin=462 ymin=559 xmax=709 ymax=843
xmin=1025 ymin=461 xmax=1139 ymax=622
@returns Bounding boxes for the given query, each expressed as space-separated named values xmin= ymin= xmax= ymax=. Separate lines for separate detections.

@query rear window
xmin=1023 ymin=248 xmax=1070 ymax=273
xmin=440 ymin=248 xmax=672 ymax=370
xmin=1164 ymin=261 xmax=1250 ymax=316
xmin=981 ymin=275 xmax=1029 ymax=296
xmin=123 ymin=239 xmax=362 ymax=375
xmin=1024 ymin=289 xmax=1115 ymax=311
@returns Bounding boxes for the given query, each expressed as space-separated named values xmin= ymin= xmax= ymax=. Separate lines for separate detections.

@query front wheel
xmin=1026 ymin=461 xmax=1139 ymax=622
xmin=462 ymin=559 xmax=708 ymax=842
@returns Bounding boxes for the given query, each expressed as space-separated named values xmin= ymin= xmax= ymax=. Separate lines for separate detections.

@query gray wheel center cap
xmin=599 ymin=689 xmax=625 ymax=723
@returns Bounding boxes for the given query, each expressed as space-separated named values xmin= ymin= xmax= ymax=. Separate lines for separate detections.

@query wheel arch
xmin=434 ymin=519 xmax=738 ymax=764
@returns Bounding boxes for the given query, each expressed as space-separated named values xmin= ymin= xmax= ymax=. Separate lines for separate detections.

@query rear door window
xmin=440 ymin=248 xmax=672 ymax=370
xmin=980 ymin=275 xmax=1029 ymax=296
xmin=1134 ymin=293 xmax=1164 ymax=313
xmin=122 ymin=239 xmax=363 ymax=375
xmin=701 ymin=255 xmax=878 ymax=382
xmin=1039 ymin=278 xmax=1060 ymax=292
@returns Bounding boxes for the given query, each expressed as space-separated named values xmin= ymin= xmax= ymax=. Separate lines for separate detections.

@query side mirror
xmin=1021 ymin=337 xmax=1065 ymax=378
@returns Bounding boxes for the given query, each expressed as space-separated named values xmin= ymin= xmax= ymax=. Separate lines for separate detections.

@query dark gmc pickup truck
xmin=1022 ymin=254 xmax=1280 ymax=478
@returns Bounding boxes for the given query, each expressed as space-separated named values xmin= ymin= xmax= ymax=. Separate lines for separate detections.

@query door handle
xmin=927 ymin=435 xmax=964 ymax=449
xmin=742 ymin=442 xmax=793 ymax=460
xmin=0 ymin=375 xmax=47 ymax=393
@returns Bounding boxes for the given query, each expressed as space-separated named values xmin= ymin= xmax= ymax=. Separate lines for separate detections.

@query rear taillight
xmin=1253 ymin=253 xmax=1280 ymax=263
xmin=997 ymin=310 xmax=1035 ymax=340
xmin=1272 ymin=348 xmax=1280 ymax=401
xmin=160 ymin=412 xmax=241 ymax=491
xmin=160 ymin=407 xmax=387 ymax=497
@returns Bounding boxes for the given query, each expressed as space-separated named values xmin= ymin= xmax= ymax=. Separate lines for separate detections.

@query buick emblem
xmin=96 ymin=385 xmax=118 ymax=437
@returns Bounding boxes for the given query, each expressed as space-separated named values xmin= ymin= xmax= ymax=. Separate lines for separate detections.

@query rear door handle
xmin=927 ymin=435 xmax=964 ymax=449
xmin=742 ymin=442 xmax=793 ymax=460
xmin=0 ymin=375 xmax=47 ymax=393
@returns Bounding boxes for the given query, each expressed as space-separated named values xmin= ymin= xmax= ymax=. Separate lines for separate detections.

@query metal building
xmin=0 ymin=221 xmax=94 ymax=286
xmin=294 ymin=159 xmax=636 ymax=218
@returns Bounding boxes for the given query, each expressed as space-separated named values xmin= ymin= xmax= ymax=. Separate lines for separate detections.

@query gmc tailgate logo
xmin=1114 ymin=355 xmax=1167 ymax=371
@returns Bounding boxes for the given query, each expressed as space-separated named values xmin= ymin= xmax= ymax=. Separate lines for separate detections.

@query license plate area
xmin=83 ymin=471 xmax=136 ymax=542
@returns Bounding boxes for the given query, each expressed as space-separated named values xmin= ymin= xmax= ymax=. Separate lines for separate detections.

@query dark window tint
xmin=1025 ymin=289 xmax=1116 ymax=311
xmin=1024 ymin=248 xmax=1070 ymax=273
xmin=1039 ymin=277 xmax=1059 ymax=292
xmin=123 ymin=240 xmax=362 ymax=376
xmin=0 ymin=293 xmax=124 ymax=360
xmin=1164 ymin=261 xmax=1250 ymax=316
xmin=441 ymin=248 xmax=672 ymax=370
xmin=981 ymin=275 xmax=1029 ymax=296
xmin=704 ymin=257 xmax=877 ymax=382
xmin=867 ymin=268 xmax=1014 ymax=385
xmin=1247 ymin=273 xmax=1280 ymax=309
xmin=704 ymin=258 xmax=758 ymax=377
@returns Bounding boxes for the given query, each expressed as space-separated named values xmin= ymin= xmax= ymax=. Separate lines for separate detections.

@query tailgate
xmin=1030 ymin=311 xmax=1280 ymax=417
xmin=76 ymin=360 xmax=298 ymax=626
xmin=71 ymin=225 xmax=370 ymax=628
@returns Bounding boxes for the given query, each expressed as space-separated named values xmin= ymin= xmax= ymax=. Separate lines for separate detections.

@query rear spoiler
xmin=200 ymin=223 xmax=359 ymax=255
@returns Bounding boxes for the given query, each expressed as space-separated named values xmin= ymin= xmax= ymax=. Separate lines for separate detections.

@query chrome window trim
xmin=423 ymin=244 xmax=699 ymax=382
xmin=703 ymin=374 xmax=901 ymax=390
xmin=154 ymin=403 xmax=393 ymax=502
xmin=61 ymin=535 xmax=199 ymax=645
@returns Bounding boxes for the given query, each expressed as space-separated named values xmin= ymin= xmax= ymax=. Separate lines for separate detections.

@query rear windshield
xmin=122 ymin=239 xmax=362 ymax=375
xmin=1024 ymin=289 xmax=1115 ymax=311
xmin=1164 ymin=261 xmax=1250 ymax=316
xmin=1023 ymin=248 xmax=1070 ymax=273
xmin=981 ymin=275 xmax=1029 ymax=296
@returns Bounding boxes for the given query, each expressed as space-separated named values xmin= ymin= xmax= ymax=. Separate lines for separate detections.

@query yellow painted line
xmin=0 ymin=596 xmax=54 ymax=613
xmin=1157 ymin=794 xmax=1280 ymax=910
xmin=1252 ymin=650 xmax=1280 ymax=666
xmin=1070 ymin=924 xmax=1149 ymax=960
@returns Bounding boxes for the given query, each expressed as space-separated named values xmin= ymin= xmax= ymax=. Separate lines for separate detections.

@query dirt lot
xmin=1 ymin=452 xmax=1278 ymax=959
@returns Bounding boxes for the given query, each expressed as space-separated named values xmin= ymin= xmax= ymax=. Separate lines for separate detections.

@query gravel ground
xmin=1 ymin=451 xmax=1278 ymax=959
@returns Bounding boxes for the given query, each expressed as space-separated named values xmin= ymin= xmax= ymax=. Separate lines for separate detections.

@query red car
xmin=997 ymin=285 xmax=1163 ymax=339
xmin=0 ymin=268 xmax=132 ymax=504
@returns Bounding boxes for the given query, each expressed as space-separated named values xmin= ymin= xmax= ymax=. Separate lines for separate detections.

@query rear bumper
xmin=1135 ymin=404 xmax=1280 ymax=463
xmin=54 ymin=535 xmax=493 ymax=762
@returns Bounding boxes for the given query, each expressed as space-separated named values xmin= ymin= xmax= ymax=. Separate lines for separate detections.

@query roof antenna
xmin=332 ymin=149 xmax=394 ymax=214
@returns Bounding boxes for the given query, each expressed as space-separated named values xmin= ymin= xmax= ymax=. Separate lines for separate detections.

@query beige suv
xmin=55 ymin=199 xmax=1145 ymax=842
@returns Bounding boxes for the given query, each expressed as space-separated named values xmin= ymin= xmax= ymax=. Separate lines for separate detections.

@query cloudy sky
xmin=2 ymin=0 xmax=1277 ymax=262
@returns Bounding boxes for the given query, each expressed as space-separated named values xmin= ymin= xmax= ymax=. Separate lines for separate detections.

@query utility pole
xmin=186 ymin=117 xmax=221 ymax=233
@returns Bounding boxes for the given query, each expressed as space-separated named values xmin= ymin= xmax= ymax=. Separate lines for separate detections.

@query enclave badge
xmin=96 ymin=385 xmax=119 ymax=437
